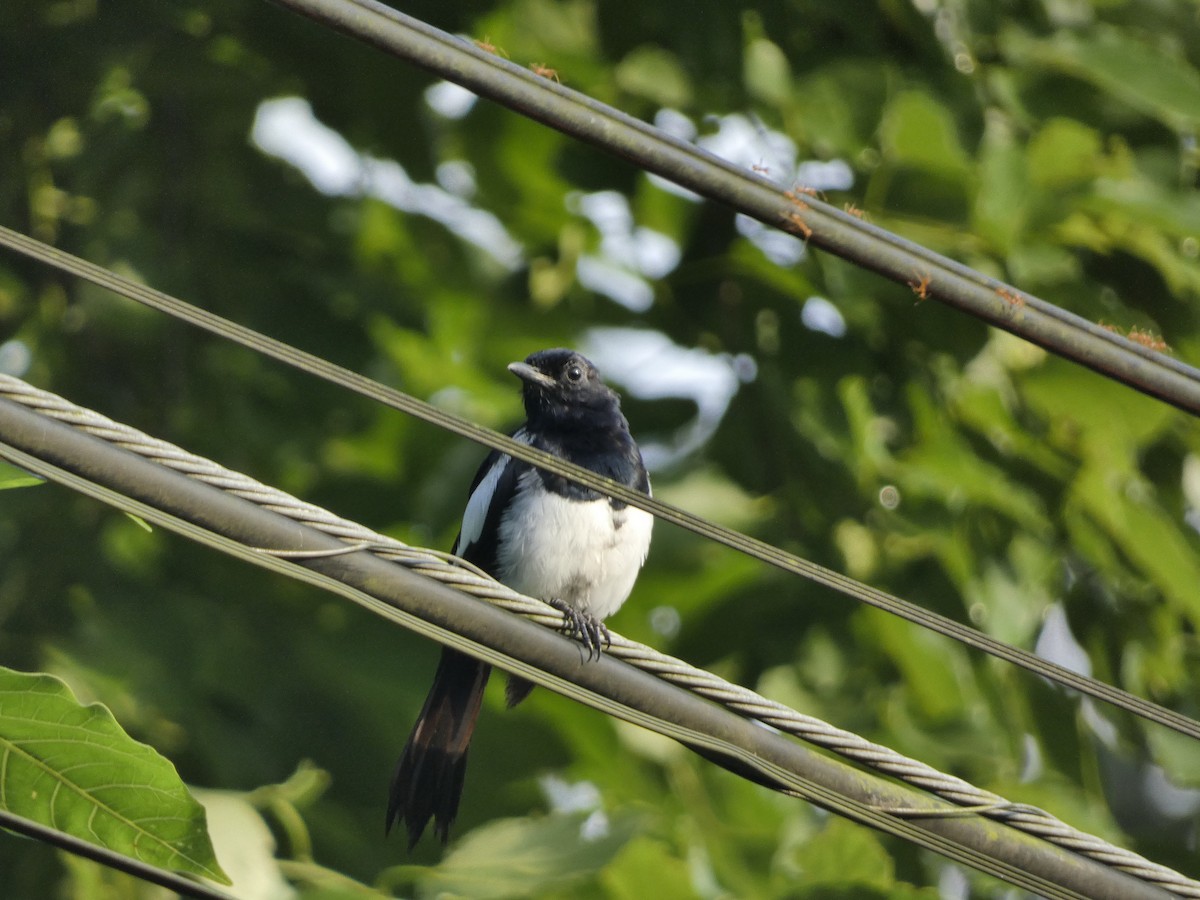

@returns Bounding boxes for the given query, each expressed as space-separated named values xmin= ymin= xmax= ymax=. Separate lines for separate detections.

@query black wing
xmin=450 ymin=429 xmax=531 ymax=575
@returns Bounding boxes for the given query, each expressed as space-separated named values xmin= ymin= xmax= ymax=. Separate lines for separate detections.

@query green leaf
xmin=879 ymin=91 xmax=971 ymax=176
xmin=408 ymin=813 xmax=636 ymax=899
xmin=1021 ymin=360 xmax=1176 ymax=463
xmin=1007 ymin=25 xmax=1200 ymax=131
xmin=1026 ymin=118 xmax=1104 ymax=189
xmin=654 ymin=465 xmax=770 ymax=530
xmin=1089 ymin=178 xmax=1200 ymax=239
xmin=899 ymin=384 xmax=1051 ymax=534
xmin=123 ymin=512 xmax=153 ymax=533
xmin=1146 ymin=726 xmax=1200 ymax=788
xmin=602 ymin=837 xmax=695 ymax=900
xmin=615 ymin=45 xmax=692 ymax=108
xmin=0 ymin=666 xmax=229 ymax=884
xmin=973 ymin=114 xmax=1029 ymax=254
xmin=793 ymin=61 xmax=889 ymax=157
xmin=745 ymin=37 xmax=792 ymax=108
xmin=192 ymin=790 xmax=295 ymax=897
xmin=950 ymin=369 xmax=1072 ymax=481
xmin=790 ymin=817 xmax=895 ymax=890
xmin=1076 ymin=179 xmax=1200 ymax=297
xmin=860 ymin=611 xmax=971 ymax=723
xmin=0 ymin=459 xmax=42 ymax=490
xmin=1071 ymin=464 xmax=1200 ymax=626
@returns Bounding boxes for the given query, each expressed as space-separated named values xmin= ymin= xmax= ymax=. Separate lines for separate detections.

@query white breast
xmin=496 ymin=470 xmax=653 ymax=620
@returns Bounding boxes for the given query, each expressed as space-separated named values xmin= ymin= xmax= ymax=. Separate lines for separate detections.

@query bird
xmin=386 ymin=348 xmax=653 ymax=848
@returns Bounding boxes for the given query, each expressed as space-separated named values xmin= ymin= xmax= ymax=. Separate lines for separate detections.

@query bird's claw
xmin=547 ymin=598 xmax=609 ymax=661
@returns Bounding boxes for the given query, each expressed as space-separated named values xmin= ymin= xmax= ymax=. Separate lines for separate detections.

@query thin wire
xmin=0 ymin=400 xmax=1180 ymax=900
xmin=1 ymin=2 xmax=1192 ymax=891
xmin=0 ymin=443 xmax=1102 ymax=900
xmin=0 ymin=810 xmax=237 ymax=900
xmin=2 ymin=224 xmax=1198 ymax=747
xmin=1 ymin=376 xmax=1195 ymax=898
xmin=266 ymin=0 xmax=1200 ymax=416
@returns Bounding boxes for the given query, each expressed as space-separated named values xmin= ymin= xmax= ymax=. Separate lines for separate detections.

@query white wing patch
xmin=454 ymin=429 xmax=531 ymax=555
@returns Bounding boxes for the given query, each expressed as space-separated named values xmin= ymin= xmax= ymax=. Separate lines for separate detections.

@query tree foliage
xmin=1 ymin=0 xmax=1198 ymax=896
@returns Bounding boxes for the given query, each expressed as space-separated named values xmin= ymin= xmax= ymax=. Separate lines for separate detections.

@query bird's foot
xmin=547 ymin=598 xmax=609 ymax=661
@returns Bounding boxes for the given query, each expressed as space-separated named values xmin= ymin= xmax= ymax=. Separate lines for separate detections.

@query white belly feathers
xmin=496 ymin=469 xmax=653 ymax=620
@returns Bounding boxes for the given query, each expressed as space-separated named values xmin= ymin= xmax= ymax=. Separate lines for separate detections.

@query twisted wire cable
xmin=2 ymin=373 xmax=1194 ymax=897
xmin=2 ymin=224 xmax=1197 ymax=746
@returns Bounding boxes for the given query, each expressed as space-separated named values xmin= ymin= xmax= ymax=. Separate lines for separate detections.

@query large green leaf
xmin=1003 ymin=25 xmax=1200 ymax=131
xmin=1025 ymin=118 xmax=1105 ymax=190
xmin=789 ymin=817 xmax=942 ymax=897
xmin=601 ymin=836 xmax=696 ymax=900
xmin=0 ymin=666 xmax=228 ymax=884
xmin=400 ymin=813 xmax=637 ymax=899
xmin=878 ymin=91 xmax=972 ymax=177
xmin=897 ymin=384 xmax=1051 ymax=535
xmin=973 ymin=114 xmax=1029 ymax=255
xmin=1071 ymin=464 xmax=1200 ymax=626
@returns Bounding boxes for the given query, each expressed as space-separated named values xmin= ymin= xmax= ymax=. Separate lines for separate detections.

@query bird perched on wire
xmin=386 ymin=348 xmax=653 ymax=848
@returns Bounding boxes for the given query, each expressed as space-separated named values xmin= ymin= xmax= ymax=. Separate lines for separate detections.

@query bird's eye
xmin=566 ymin=365 xmax=583 ymax=383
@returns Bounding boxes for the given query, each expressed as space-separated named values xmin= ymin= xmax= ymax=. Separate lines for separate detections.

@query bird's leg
xmin=546 ymin=598 xmax=610 ymax=661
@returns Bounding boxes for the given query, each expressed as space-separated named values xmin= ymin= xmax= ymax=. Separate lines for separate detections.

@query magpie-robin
xmin=386 ymin=348 xmax=652 ymax=847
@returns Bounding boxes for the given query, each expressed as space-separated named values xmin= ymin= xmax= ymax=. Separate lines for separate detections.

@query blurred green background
xmin=2 ymin=0 xmax=1199 ymax=896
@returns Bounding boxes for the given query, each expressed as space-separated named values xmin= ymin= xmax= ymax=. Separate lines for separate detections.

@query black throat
xmin=525 ymin=410 xmax=649 ymax=504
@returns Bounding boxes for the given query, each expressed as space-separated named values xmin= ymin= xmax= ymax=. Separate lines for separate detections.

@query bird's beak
xmin=507 ymin=361 xmax=555 ymax=387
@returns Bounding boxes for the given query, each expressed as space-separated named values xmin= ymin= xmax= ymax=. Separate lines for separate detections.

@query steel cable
xmin=2 ymin=224 xmax=1197 ymax=747
xmin=1 ymin=373 xmax=1195 ymax=897
xmin=266 ymin=0 xmax=1200 ymax=415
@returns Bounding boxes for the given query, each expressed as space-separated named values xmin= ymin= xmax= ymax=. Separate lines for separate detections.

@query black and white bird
xmin=386 ymin=348 xmax=653 ymax=848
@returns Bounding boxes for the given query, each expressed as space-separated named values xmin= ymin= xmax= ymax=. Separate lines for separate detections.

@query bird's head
xmin=508 ymin=348 xmax=622 ymax=425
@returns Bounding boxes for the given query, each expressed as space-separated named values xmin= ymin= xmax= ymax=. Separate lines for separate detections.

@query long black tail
xmin=387 ymin=648 xmax=492 ymax=847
